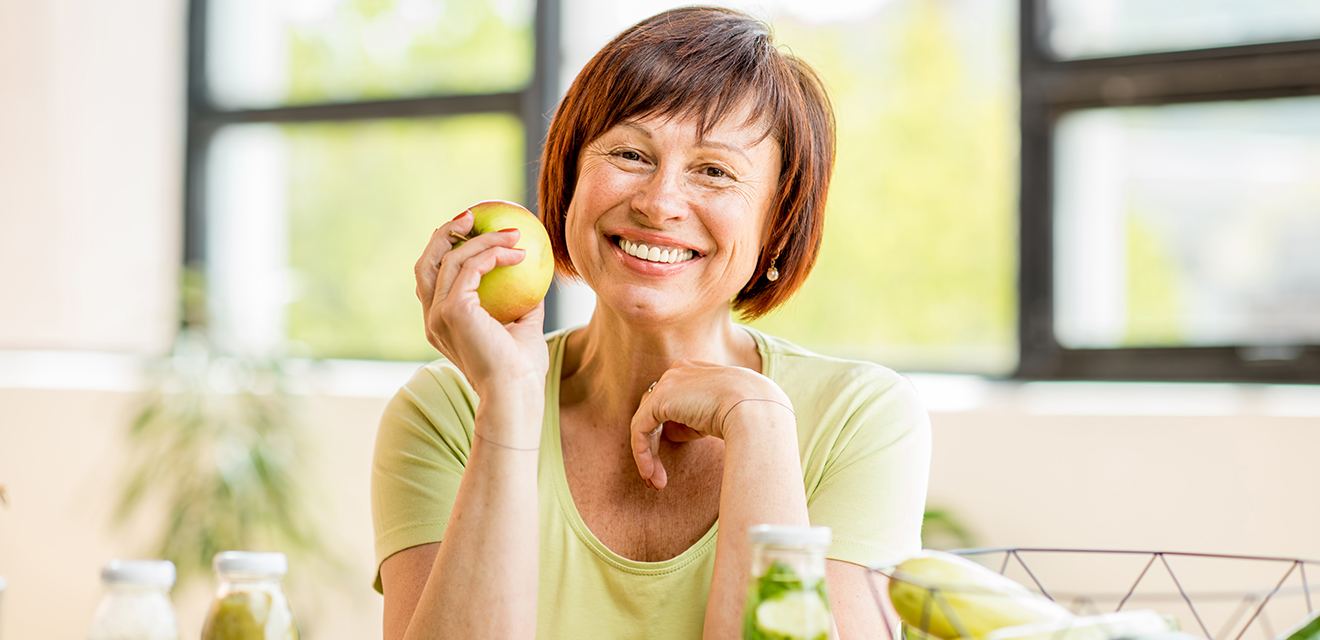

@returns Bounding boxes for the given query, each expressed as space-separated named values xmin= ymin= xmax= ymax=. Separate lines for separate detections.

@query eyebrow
xmin=618 ymin=121 xmax=752 ymax=164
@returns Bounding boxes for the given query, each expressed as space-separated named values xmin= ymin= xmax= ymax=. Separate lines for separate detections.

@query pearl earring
xmin=766 ymin=253 xmax=780 ymax=282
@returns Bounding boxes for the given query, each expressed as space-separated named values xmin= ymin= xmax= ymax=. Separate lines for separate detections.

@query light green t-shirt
xmin=371 ymin=326 xmax=930 ymax=638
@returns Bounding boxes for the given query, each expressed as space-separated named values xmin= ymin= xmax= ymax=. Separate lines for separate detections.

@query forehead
xmin=618 ymin=100 xmax=779 ymax=151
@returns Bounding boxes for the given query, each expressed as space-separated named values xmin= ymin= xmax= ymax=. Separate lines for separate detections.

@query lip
xmin=606 ymin=233 xmax=702 ymax=276
xmin=604 ymin=228 xmax=706 ymax=256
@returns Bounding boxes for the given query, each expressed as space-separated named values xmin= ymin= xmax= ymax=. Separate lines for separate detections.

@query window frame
xmin=182 ymin=0 xmax=563 ymax=347
xmin=1017 ymin=0 xmax=1320 ymax=382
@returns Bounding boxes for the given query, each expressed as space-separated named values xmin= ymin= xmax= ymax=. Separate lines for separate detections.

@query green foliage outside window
xmin=285 ymin=0 xmax=532 ymax=102
xmin=284 ymin=115 xmax=524 ymax=361
xmin=751 ymin=2 xmax=1017 ymax=373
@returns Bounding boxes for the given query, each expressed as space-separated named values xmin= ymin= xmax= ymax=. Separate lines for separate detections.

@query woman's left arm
xmin=628 ymin=361 xmax=918 ymax=636
xmin=630 ymin=363 xmax=808 ymax=637
xmin=704 ymin=395 xmax=810 ymax=638
xmin=631 ymin=364 xmax=885 ymax=638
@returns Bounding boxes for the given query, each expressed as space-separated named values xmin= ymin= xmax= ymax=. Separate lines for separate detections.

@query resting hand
xmin=629 ymin=361 xmax=794 ymax=490
xmin=414 ymin=209 xmax=549 ymax=397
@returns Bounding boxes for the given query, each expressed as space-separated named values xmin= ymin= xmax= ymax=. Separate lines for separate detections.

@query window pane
xmin=558 ymin=0 xmax=1018 ymax=374
xmin=206 ymin=115 xmax=525 ymax=360
xmin=1053 ymin=97 xmax=1320 ymax=349
xmin=207 ymin=0 xmax=533 ymax=108
xmin=1046 ymin=0 xmax=1320 ymax=59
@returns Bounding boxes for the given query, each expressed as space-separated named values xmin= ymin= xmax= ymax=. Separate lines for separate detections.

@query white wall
xmin=0 ymin=0 xmax=181 ymax=354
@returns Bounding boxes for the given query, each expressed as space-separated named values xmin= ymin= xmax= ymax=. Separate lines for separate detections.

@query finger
xmin=661 ymin=422 xmax=703 ymax=442
xmin=651 ymin=423 xmax=669 ymax=489
xmin=434 ymin=228 xmax=523 ymax=305
xmin=414 ymin=210 xmax=475 ymax=305
xmin=441 ymin=244 xmax=527 ymax=308
xmin=506 ymin=299 xmax=546 ymax=332
xmin=630 ymin=409 xmax=657 ymax=488
xmin=630 ymin=397 xmax=669 ymax=490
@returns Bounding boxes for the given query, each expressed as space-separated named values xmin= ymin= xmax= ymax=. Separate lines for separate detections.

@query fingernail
xmin=498 ymin=227 xmax=518 ymax=233
xmin=450 ymin=210 xmax=469 ymax=222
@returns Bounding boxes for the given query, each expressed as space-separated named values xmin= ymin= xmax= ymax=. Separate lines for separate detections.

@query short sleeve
xmin=807 ymin=374 xmax=931 ymax=569
xmin=370 ymin=361 xmax=479 ymax=592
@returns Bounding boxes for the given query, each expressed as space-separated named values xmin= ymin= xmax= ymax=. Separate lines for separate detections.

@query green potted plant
xmin=112 ymin=270 xmax=335 ymax=590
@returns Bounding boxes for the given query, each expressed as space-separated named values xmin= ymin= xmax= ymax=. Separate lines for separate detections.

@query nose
xmin=629 ymin=165 xmax=689 ymax=227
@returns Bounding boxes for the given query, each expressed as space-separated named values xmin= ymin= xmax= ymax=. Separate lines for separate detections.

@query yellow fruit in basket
xmin=888 ymin=551 xmax=1073 ymax=639
xmin=1283 ymin=611 xmax=1320 ymax=640
xmin=984 ymin=610 xmax=1173 ymax=640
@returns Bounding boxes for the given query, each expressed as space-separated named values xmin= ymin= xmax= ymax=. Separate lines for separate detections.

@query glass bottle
xmin=743 ymin=525 xmax=836 ymax=640
xmin=1 ymin=575 xmax=8 ymax=640
xmin=201 ymin=551 xmax=298 ymax=640
xmin=87 ymin=559 xmax=179 ymax=640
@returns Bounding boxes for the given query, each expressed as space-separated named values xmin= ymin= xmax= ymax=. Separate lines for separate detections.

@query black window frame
xmin=182 ymin=0 xmax=563 ymax=342
xmin=1017 ymin=0 xmax=1320 ymax=382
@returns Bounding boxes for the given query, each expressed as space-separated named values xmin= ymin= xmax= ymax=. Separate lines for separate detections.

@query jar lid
xmin=101 ymin=560 xmax=176 ymax=588
xmin=213 ymin=551 xmax=287 ymax=578
xmin=748 ymin=524 xmax=832 ymax=548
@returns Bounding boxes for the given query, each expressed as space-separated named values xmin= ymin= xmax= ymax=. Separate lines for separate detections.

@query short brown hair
xmin=538 ymin=6 xmax=835 ymax=319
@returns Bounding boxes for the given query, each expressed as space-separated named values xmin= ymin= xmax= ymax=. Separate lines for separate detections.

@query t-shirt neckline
xmin=542 ymin=325 xmax=773 ymax=575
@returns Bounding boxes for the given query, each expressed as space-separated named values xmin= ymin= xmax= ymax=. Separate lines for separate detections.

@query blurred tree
xmin=283 ymin=115 xmax=523 ymax=360
xmin=286 ymin=0 xmax=532 ymax=102
xmin=752 ymin=0 xmax=1016 ymax=373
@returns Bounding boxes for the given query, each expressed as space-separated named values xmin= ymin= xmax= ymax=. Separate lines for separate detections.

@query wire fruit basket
xmin=868 ymin=548 xmax=1320 ymax=640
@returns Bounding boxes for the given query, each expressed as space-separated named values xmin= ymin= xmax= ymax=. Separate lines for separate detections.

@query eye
xmin=703 ymin=166 xmax=729 ymax=179
xmin=615 ymin=149 xmax=643 ymax=162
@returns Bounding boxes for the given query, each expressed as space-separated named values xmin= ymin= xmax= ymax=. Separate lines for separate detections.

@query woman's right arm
xmin=380 ymin=210 xmax=549 ymax=639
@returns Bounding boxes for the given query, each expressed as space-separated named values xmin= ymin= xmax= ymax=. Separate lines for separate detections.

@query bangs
xmin=586 ymin=8 xmax=788 ymax=144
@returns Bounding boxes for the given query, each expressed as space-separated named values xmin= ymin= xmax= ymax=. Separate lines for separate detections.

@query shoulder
xmin=393 ymin=329 xmax=569 ymax=416
xmin=750 ymin=328 xmax=919 ymax=416
xmin=747 ymin=328 xmax=928 ymax=469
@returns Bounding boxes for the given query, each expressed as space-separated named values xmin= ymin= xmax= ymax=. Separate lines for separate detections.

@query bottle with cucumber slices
xmin=743 ymin=525 xmax=836 ymax=640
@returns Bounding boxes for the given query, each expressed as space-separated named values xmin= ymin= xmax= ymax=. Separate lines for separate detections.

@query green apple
xmin=457 ymin=200 xmax=554 ymax=324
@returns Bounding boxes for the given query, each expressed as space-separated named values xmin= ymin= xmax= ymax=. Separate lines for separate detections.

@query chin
xmin=596 ymin=285 xmax=701 ymax=326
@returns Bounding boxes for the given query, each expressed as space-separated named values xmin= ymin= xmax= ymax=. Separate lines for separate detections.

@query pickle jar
xmin=743 ymin=525 xmax=835 ymax=640
xmin=201 ymin=551 xmax=298 ymax=640
xmin=87 ymin=559 xmax=179 ymax=640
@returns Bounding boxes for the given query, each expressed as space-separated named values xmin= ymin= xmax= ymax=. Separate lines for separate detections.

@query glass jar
xmin=201 ymin=551 xmax=298 ymax=640
xmin=87 ymin=559 xmax=179 ymax=640
xmin=743 ymin=525 xmax=836 ymax=640
xmin=1 ymin=575 xmax=8 ymax=640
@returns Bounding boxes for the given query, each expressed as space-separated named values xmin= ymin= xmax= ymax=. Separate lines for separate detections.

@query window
xmin=187 ymin=0 xmax=559 ymax=360
xmin=1019 ymin=0 xmax=1320 ymax=381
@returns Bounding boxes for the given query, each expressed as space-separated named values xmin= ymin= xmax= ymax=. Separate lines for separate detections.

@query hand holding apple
xmin=448 ymin=200 xmax=555 ymax=324
xmin=413 ymin=199 xmax=553 ymax=398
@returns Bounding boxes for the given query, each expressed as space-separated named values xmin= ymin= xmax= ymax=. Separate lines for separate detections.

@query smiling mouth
xmin=612 ymin=236 xmax=700 ymax=264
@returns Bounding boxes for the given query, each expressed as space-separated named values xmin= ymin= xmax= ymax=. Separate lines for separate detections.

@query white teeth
xmin=617 ymin=238 xmax=695 ymax=264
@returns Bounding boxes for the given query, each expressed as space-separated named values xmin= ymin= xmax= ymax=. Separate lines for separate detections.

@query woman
xmin=372 ymin=7 xmax=930 ymax=639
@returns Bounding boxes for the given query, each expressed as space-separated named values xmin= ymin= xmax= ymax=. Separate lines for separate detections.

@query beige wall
xmin=0 ymin=384 xmax=387 ymax=639
xmin=0 ymin=0 xmax=181 ymax=354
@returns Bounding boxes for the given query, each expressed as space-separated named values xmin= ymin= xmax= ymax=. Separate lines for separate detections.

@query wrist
xmin=475 ymin=373 xmax=544 ymax=405
xmin=477 ymin=379 xmax=544 ymax=422
xmin=718 ymin=397 xmax=795 ymax=443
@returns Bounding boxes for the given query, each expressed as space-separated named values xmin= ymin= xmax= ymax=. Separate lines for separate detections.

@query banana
xmin=1283 ymin=611 xmax=1320 ymax=640
xmin=985 ymin=610 xmax=1173 ymax=640
xmin=888 ymin=551 xmax=1073 ymax=639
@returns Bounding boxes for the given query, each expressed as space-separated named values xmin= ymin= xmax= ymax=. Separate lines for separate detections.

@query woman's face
xmin=564 ymin=103 xmax=782 ymax=325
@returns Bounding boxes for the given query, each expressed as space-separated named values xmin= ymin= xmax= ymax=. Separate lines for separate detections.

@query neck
xmin=559 ymin=303 xmax=760 ymax=425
